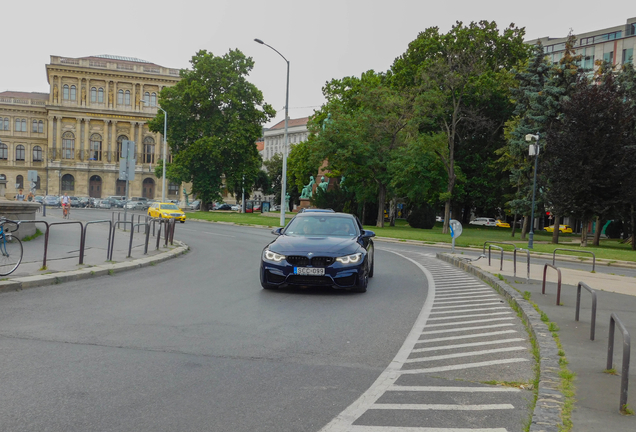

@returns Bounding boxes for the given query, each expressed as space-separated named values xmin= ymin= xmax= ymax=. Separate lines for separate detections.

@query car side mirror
xmin=361 ymin=230 xmax=376 ymax=238
xmin=271 ymin=227 xmax=283 ymax=236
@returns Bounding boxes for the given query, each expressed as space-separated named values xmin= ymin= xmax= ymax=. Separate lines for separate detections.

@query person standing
xmin=15 ymin=189 xmax=25 ymax=201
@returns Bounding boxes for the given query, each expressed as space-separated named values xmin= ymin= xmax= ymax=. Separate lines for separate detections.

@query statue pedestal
xmin=0 ymin=201 xmax=41 ymax=239
xmin=298 ymin=198 xmax=311 ymax=211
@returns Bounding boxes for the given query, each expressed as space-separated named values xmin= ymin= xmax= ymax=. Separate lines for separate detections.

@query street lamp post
xmin=255 ymin=38 xmax=289 ymax=227
xmin=141 ymin=99 xmax=167 ymax=202
xmin=526 ymin=133 xmax=540 ymax=249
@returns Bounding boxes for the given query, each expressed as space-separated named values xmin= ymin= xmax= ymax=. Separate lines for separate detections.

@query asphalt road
xmin=0 ymin=209 xmax=536 ymax=431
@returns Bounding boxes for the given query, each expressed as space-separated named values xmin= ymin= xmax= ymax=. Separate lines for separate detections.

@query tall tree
xmin=148 ymin=49 xmax=275 ymax=209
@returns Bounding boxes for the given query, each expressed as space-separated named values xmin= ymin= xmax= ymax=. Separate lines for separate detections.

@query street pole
xmin=255 ymin=38 xmax=289 ymax=227
xmin=526 ymin=133 xmax=540 ymax=249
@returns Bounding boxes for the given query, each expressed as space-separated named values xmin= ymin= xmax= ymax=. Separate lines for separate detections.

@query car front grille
xmin=287 ymin=275 xmax=332 ymax=286
xmin=287 ymin=256 xmax=310 ymax=266
xmin=310 ymin=257 xmax=335 ymax=267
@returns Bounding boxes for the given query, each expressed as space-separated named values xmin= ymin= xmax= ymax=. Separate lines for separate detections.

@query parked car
xmin=69 ymin=196 xmax=81 ymax=208
xmin=34 ymin=195 xmax=44 ymax=203
xmin=129 ymin=196 xmax=150 ymax=209
xmin=544 ymin=224 xmax=573 ymax=233
xmin=189 ymin=200 xmax=201 ymax=210
xmin=216 ymin=204 xmax=232 ymax=211
xmin=435 ymin=216 xmax=444 ymax=222
xmin=43 ymin=195 xmax=60 ymax=207
xmin=230 ymin=204 xmax=241 ymax=211
xmin=496 ymin=219 xmax=510 ymax=228
xmin=98 ymin=199 xmax=112 ymax=209
xmin=469 ymin=217 xmax=497 ymax=227
xmin=125 ymin=201 xmax=146 ymax=210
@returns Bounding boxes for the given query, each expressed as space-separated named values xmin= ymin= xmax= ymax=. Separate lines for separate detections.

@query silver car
xmin=98 ymin=199 xmax=112 ymax=209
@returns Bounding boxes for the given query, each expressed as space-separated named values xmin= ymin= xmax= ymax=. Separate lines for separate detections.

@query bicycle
xmin=0 ymin=217 xmax=23 ymax=276
xmin=63 ymin=203 xmax=70 ymax=219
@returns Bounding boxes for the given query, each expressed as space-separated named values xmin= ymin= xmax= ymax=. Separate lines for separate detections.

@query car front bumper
xmin=260 ymin=259 xmax=365 ymax=289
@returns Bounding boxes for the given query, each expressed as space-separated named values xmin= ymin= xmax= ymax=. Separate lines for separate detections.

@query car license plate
xmin=294 ymin=267 xmax=325 ymax=276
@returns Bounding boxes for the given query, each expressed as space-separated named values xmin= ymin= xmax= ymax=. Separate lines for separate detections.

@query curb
xmin=0 ymin=241 xmax=189 ymax=293
xmin=437 ymin=253 xmax=564 ymax=432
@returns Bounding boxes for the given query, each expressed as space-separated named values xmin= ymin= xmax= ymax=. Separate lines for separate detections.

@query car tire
xmin=368 ymin=251 xmax=374 ymax=278
xmin=180 ymin=220 xmax=185 ymax=224
xmin=353 ymin=263 xmax=369 ymax=293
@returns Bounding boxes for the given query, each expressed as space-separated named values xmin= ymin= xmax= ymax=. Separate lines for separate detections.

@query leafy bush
xmin=605 ymin=220 xmax=623 ymax=239
xmin=406 ymin=204 xmax=436 ymax=229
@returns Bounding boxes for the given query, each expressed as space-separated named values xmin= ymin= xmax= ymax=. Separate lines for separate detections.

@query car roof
xmin=298 ymin=208 xmax=335 ymax=213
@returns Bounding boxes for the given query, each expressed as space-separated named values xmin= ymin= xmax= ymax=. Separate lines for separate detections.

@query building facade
xmin=528 ymin=17 xmax=635 ymax=69
xmin=261 ymin=117 xmax=309 ymax=162
xmin=0 ymin=54 xmax=182 ymax=200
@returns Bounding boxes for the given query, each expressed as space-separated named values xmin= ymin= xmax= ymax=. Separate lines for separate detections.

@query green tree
xmin=147 ymin=49 xmax=275 ymax=209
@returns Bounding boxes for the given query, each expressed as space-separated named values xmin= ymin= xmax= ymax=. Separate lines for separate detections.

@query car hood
xmin=268 ymin=235 xmax=362 ymax=256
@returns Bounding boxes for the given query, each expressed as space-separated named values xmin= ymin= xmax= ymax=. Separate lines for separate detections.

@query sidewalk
xmin=0 ymin=213 xmax=188 ymax=292
xmin=460 ymin=255 xmax=635 ymax=430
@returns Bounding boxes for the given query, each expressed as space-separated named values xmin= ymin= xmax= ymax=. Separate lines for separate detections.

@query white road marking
xmin=346 ymin=427 xmax=508 ymax=432
xmin=401 ymin=358 xmax=530 ymax=374
xmin=405 ymin=346 xmax=527 ymax=363
xmin=412 ymin=338 xmax=525 ymax=352
xmin=422 ymin=324 xmax=514 ymax=335
xmin=433 ymin=302 xmax=503 ymax=309
xmin=430 ymin=307 xmax=508 ymax=315
xmin=424 ymin=317 xmax=514 ymax=327
xmin=434 ymin=296 xmax=499 ymax=304
xmin=436 ymin=289 xmax=492 ymax=296
xmin=416 ymin=330 xmax=518 ymax=343
xmin=387 ymin=385 xmax=520 ymax=393
xmin=434 ymin=294 xmax=498 ymax=301
xmin=370 ymin=404 xmax=514 ymax=411
xmin=427 ymin=312 xmax=512 ymax=321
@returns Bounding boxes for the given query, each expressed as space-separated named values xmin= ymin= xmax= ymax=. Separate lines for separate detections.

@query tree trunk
xmin=389 ymin=197 xmax=397 ymax=227
xmin=580 ymin=218 xmax=588 ymax=247
xmin=442 ymin=199 xmax=451 ymax=234
xmin=376 ymin=184 xmax=386 ymax=228
xmin=593 ymin=216 xmax=603 ymax=246
xmin=551 ymin=215 xmax=560 ymax=244
xmin=511 ymin=213 xmax=518 ymax=237
xmin=521 ymin=216 xmax=528 ymax=240
xmin=631 ymin=205 xmax=635 ymax=250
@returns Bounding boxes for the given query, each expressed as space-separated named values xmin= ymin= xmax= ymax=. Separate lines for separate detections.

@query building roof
xmin=0 ymin=91 xmax=49 ymax=100
xmin=93 ymin=54 xmax=151 ymax=63
xmin=269 ymin=117 xmax=309 ymax=130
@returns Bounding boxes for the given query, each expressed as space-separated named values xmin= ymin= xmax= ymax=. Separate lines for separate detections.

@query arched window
xmin=91 ymin=87 xmax=97 ymax=103
xmin=144 ymin=92 xmax=150 ymax=104
xmin=16 ymin=175 xmax=23 ymax=189
xmin=142 ymin=136 xmax=155 ymax=164
xmin=3 ymin=118 xmax=8 ymax=130
xmin=63 ymin=84 xmax=69 ymax=100
xmin=89 ymin=133 xmax=102 ymax=161
xmin=21 ymin=119 xmax=26 ymax=132
xmin=61 ymin=174 xmax=74 ymax=191
xmin=116 ymin=135 xmax=128 ymax=161
xmin=150 ymin=92 xmax=157 ymax=107
xmin=62 ymin=131 xmax=75 ymax=159
xmin=32 ymin=120 xmax=38 ymax=133
xmin=0 ymin=143 xmax=7 ymax=160
xmin=15 ymin=145 xmax=25 ymax=161
xmin=38 ymin=120 xmax=44 ymax=133
xmin=125 ymin=90 xmax=131 ymax=105
xmin=117 ymin=89 xmax=124 ymax=105
xmin=33 ymin=146 xmax=43 ymax=162
xmin=70 ymin=85 xmax=76 ymax=101
xmin=98 ymin=88 xmax=104 ymax=103
xmin=15 ymin=118 xmax=21 ymax=131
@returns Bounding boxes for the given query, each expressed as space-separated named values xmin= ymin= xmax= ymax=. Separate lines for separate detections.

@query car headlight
xmin=336 ymin=253 xmax=362 ymax=265
xmin=263 ymin=249 xmax=286 ymax=262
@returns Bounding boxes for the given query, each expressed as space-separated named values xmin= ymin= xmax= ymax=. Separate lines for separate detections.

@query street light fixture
xmin=525 ymin=133 xmax=540 ymax=249
xmin=141 ymin=99 xmax=168 ymax=202
xmin=255 ymin=38 xmax=290 ymax=227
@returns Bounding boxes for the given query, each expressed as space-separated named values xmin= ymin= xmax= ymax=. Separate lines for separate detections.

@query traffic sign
xmin=118 ymin=140 xmax=136 ymax=181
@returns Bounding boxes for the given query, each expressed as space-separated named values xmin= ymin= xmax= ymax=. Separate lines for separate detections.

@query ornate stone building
xmin=0 ymin=54 xmax=181 ymax=200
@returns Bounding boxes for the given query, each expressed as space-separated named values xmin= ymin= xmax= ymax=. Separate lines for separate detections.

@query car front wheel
xmin=353 ymin=263 xmax=369 ymax=293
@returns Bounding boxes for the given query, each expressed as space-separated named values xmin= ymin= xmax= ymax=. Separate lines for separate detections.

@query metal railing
xmin=513 ymin=248 xmax=531 ymax=281
xmin=542 ymin=264 xmax=563 ymax=306
xmin=553 ymin=248 xmax=596 ymax=272
xmin=483 ymin=241 xmax=531 ymax=281
xmin=575 ymin=282 xmax=597 ymax=340
xmin=81 ymin=220 xmax=112 ymax=263
xmin=46 ymin=221 xmax=85 ymax=268
xmin=607 ymin=313 xmax=631 ymax=412
xmin=488 ymin=245 xmax=504 ymax=270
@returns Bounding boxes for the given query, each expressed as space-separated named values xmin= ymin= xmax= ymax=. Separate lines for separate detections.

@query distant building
xmin=527 ymin=17 xmax=635 ymax=69
xmin=262 ymin=117 xmax=309 ymax=162
xmin=0 ymin=54 xmax=180 ymax=199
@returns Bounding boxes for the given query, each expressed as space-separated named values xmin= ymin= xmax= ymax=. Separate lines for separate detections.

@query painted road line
xmin=424 ymin=317 xmax=514 ymax=327
xmin=347 ymin=427 xmax=508 ymax=432
xmin=427 ymin=312 xmax=512 ymax=321
xmin=370 ymin=404 xmax=514 ymax=411
xmin=434 ymin=294 xmax=498 ymax=301
xmin=412 ymin=338 xmax=525 ymax=352
xmin=421 ymin=323 xmax=515 ymax=335
xmin=405 ymin=346 xmax=527 ymax=363
xmin=433 ymin=302 xmax=503 ymax=309
xmin=430 ymin=307 xmax=509 ymax=315
xmin=416 ymin=330 xmax=518 ymax=343
xmin=386 ymin=385 xmax=520 ymax=393
xmin=434 ymin=296 xmax=499 ymax=304
xmin=435 ymin=283 xmax=484 ymax=288
xmin=436 ymin=289 xmax=492 ymax=296
xmin=401 ymin=358 xmax=530 ymax=374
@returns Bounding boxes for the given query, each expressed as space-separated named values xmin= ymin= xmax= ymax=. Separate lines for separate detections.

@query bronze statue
xmin=318 ymin=176 xmax=329 ymax=192
xmin=300 ymin=176 xmax=315 ymax=199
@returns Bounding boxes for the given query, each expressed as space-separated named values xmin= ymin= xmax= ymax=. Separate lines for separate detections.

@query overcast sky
xmin=2 ymin=1 xmax=634 ymax=127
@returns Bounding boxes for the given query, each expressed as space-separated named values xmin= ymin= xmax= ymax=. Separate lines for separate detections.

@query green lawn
xmin=186 ymin=212 xmax=636 ymax=262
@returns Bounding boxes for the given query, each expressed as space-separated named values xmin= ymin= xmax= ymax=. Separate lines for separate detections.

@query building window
xmin=15 ymin=118 xmax=21 ymax=131
xmin=15 ymin=145 xmax=25 ymax=161
xmin=168 ymin=182 xmax=179 ymax=197
xmin=150 ymin=92 xmax=157 ymax=107
xmin=143 ymin=136 xmax=155 ymax=163
xmin=21 ymin=119 xmax=26 ymax=132
xmin=91 ymin=87 xmax=97 ymax=103
xmin=116 ymin=135 xmax=128 ymax=161
xmin=61 ymin=174 xmax=74 ymax=191
xmin=2 ymin=118 xmax=8 ymax=130
xmin=144 ymin=92 xmax=150 ymax=105
xmin=63 ymin=84 xmax=69 ymax=100
xmin=32 ymin=120 xmax=38 ymax=133
xmin=16 ymin=175 xmax=23 ymax=189
xmin=117 ymin=90 xmax=124 ymax=105
xmin=623 ymin=48 xmax=634 ymax=65
xmin=70 ymin=85 xmax=76 ymax=101
xmin=33 ymin=146 xmax=43 ymax=162
xmin=89 ymin=133 xmax=102 ymax=161
xmin=62 ymin=131 xmax=75 ymax=159
xmin=0 ymin=143 xmax=7 ymax=159
xmin=604 ymin=51 xmax=614 ymax=64
xmin=125 ymin=90 xmax=131 ymax=105
xmin=38 ymin=120 xmax=44 ymax=133
xmin=98 ymin=88 xmax=104 ymax=103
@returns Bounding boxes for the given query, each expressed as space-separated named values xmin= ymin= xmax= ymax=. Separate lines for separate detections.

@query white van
xmin=469 ymin=217 xmax=497 ymax=227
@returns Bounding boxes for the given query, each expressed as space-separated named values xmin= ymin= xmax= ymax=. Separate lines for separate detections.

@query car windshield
xmin=285 ymin=216 xmax=357 ymax=237
xmin=160 ymin=204 xmax=179 ymax=210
